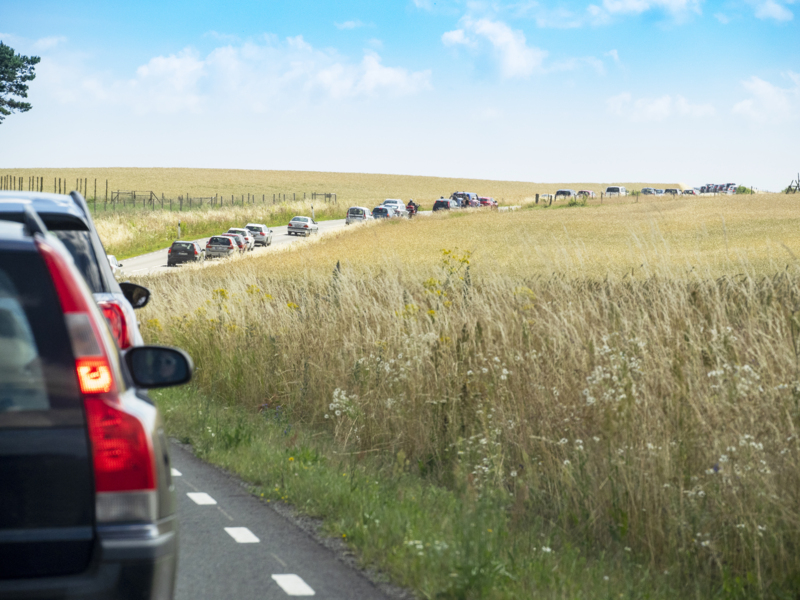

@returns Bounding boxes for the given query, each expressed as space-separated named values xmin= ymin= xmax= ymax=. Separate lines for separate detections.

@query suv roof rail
xmin=23 ymin=204 xmax=47 ymax=236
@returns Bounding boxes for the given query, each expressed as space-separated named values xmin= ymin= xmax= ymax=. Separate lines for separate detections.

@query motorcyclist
xmin=406 ymin=199 xmax=418 ymax=216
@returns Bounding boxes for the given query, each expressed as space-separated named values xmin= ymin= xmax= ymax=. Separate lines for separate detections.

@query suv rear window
xmin=210 ymin=237 xmax=231 ymax=245
xmin=50 ymin=230 xmax=104 ymax=293
xmin=0 ymin=250 xmax=80 ymax=415
xmin=172 ymin=242 xmax=194 ymax=251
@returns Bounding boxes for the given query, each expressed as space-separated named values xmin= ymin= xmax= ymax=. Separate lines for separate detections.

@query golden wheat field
xmin=0 ymin=166 xmax=680 ymax=206
xmin=134 ymin=192 xmax=800 ymax=595
xmin=136 ymin=192 xmax=800 ymax=286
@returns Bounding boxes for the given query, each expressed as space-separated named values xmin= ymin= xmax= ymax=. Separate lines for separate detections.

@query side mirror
xmin=124 ymin=346 xmax=193 ymax=388
xmin=118 ymin=263 xmax=124 ymax=267
xmin=120 ymin=282 xmax=151 ymax=309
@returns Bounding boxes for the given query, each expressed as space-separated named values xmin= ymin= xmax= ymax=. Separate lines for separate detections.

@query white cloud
xmin=753 ymin=0 xmax=794 ymax=20
xmin=605 ymin=49 xmax=620 ymax=63
xmin=461 ymin=17 xmax=547 ymax=78
xmin=608 ymin=93 xmax=715 ymax=121
xmin=586 ymin=0 xmax=702 ymax=23
xmin=412 ymin=0 xmax=433 ymax=10
xmin=335 ymin=20 xmax=365 ymax=30
xmin=714 ymin=12 xmax=730 ymax=23
xmin=442 ymin=29 xmax=472 ymax=46
xmin=732 ymin=72 xmax=799 ymax=122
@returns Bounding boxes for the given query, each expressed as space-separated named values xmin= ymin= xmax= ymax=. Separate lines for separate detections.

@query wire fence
xmin=0 ymin=174 xmax=337 ymax=213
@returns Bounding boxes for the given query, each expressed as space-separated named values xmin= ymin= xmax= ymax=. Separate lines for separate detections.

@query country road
xmin=118 ymin=218 xmax=349 ymax=276
xmin=170 ymin=441 xmax=393 ymax=599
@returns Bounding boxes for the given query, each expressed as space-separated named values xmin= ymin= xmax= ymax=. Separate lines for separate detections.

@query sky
xmin=0 ymin=0 xmax=798 ymax=190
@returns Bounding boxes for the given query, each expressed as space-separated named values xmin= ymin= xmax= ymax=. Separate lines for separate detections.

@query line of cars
xmin=167 ymin=223 xmax=274 ymax=265
xmin=432 ymin=192 xmax=498 ymax=211
xmin=0 ymin=191 xmax=194 ymax=599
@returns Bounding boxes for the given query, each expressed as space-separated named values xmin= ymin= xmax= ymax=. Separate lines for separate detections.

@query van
xmin=605 ymin=186 xmax=627 ymax=197
xmin=346 ymin=206 xmax=374 ymax=225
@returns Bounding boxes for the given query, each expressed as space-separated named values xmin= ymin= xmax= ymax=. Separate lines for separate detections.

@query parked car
xmin=227 ymin=228 xmax=255 ymax=251
xmin=168 ymin=240 xmax=205 ymax=266
xmin=577 ymin=190 xmax=596 ymax=199
xmin=641 ymin=188 xmax=656 ymax=195
xmin=288 ymin=216 xmax=319 ymax=236
xmin=683 ymin=189 xmax=698 ymax=196
xmin=0 ymin=192 xmax=146 ymax=350
xmin=604 ymin=186 xmax=627 ymax=197
xmin=372 ymin=206 xmax=395 ymax=219
xmin=381 ymin=199 xmax=408 ymax=218
xmin=664 ymin=188 xmax=681 ymax=196
xmin=221 ymin=232 xmax=246 ymax=252
xmin=206 ymin=235 xmax=237 ymax=259
xmin=555 ymin=189 xmax=578 ymax=200
xmin=245 ymin=223 xmax=273 ymax=247
xmin=479 ymin=196 xmax=498 ymax=208
xmin=433 ymin=198 xmax=457 ymax=211
xmin=346 ymin=206 xmax=373 ymax=225
xmin=655 ymin=189 xmax=665 ymax=195
xmin=0 ymin=209 xmax=192 ymax=599
xmin=107 ymin=254 xmax=122 ymax=274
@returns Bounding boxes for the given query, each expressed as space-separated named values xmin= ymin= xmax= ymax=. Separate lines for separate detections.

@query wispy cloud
xmin=335 ymin=20 xmax=366 ymax=30
xmin=445 ymin=17 xmax=547 ymax=78
xmin=751 ymin=0 xmax=794 ymax=21
xmin=732 ymin=72 xmax=799 ymax=121
xmin=607 ymin=92 xmax=715 ymax=121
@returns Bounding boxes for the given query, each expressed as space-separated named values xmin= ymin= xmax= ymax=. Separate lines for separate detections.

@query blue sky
xmin=1 ymin=0 xmax=798 ymax=190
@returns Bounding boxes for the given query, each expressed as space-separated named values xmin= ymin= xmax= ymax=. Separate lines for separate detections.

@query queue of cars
xmin=0 ymin=191 xmax=193 ymax=600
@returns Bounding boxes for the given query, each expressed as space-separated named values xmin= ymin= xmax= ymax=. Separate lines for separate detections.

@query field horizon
xmin=0 ymin=166 xmax=682 ymax=206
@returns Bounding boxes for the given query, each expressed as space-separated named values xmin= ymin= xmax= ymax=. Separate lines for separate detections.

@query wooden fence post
xmin=105 ymin=180 xmax=108 ymax=202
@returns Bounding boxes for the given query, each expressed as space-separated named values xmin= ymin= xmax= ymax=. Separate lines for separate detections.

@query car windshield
xmin=349 ymin=209 xmax=364 ymax=215
xmin=246 ymin=226 xmax=262 ymax=232
xmin=50 ymin=230 xmax=105 ymax=293
xmin=607 ymin=187 xmax=619 ymax=192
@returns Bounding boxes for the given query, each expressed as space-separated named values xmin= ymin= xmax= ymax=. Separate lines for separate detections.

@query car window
xmin=292 ymin=217 xmax=308 ymax=223
xmin=210 ymin=236 xmax=230 ymax=245
xmin=50 ymin=230 xmax=105 ymax=294
xmin=0 ymin=251 xmax=81 ymax=413
xmin=172 ymin=242 xmax=194 ymax=251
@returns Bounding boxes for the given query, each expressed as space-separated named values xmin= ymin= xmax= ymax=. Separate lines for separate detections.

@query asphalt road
xmin=119 ymin=218 xmax=349 ymax=276
xmin=170 ymin=441 xmax=390 ymax=600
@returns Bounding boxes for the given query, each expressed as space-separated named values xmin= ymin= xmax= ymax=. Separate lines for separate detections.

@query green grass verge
xmin=156 ymin=387 xmax=721 ymax=600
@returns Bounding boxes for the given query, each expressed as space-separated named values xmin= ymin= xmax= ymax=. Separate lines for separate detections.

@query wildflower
xmin=563 ymin=459 xmax=571 ymax=466
xmin=593 ymin=436 xmax=600 ymax=442
xmin=481 ymin=367 xmax=488 ymax=374
xmin=559 ymin=438 xmax=568 ymax=445
xmin=604 ymin=576 xmax=610 ymax=581
xmin=510 ymin=470 xmax=517 ymax=478
xmin=541 ymin=546 xmax=552 ymax=553
xmin=624 ymin=547 xmax=631 ymax=552
xmin=467 ymin=370 xmax=474 ymax=376
xmin=288 ymin=457 xmax=294 ymax=461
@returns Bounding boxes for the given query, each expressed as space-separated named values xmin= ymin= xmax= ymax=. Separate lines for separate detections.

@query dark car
xmin=0 ymin=192 xmax=145 ymax=350
xmin=0 ymin=210 xmax=192 ymax=599
xmin=168 ymin=240 xmax=204 ymax=266
xmin=433 ymin=198 xmax=459 ymax=211
xmin=372 ymin=206 xmax=394 ymax=219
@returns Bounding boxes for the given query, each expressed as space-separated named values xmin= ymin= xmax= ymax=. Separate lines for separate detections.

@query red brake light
xmin=168 ymin=248 xmax=171 ymax=254
xmin=76 ymin=358 xmax=114 ymax=394
xmin=194 ymin=247 xmax=199 ymax=255
xmin=99 ymin=300 xmax=131 ymax=349
xmin=85 ymin=398 xmax=155 ymax=491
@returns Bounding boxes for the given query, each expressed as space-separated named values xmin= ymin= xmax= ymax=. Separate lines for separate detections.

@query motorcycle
xmin=406 ymin=203 xmax=418 ymax=217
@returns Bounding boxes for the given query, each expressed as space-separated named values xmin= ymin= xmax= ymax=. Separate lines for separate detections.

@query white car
xmin=227 ymin=227 xmax=255 ymax=251
xmin=346 ymin=207 xmax=374 ymax=225
xmin=381 ymin=199 xmax=408 ymax=218
xmin=605 ymin=186 xmax=627 ymax=197
xmin=288 ymin=216 xmax=319 ymax=236
xmin=555 ymin=189 xmax=578 ymax=200
xmin=245 ymin=223 xmax=273 ymax=246
xmin=107 ymin=254 xmax=123 ymax=274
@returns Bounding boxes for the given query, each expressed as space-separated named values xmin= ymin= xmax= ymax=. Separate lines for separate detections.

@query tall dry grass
xmin=136 ymin=194 xmax=800 ymax=595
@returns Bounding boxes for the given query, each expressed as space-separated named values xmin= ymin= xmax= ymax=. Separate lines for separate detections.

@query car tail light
xmin=206 ymin=243 xmax=211 ymax=248
xmin=98 ymin=300 xmax=131 ymax=349
xmin=303 ymin=224 xmax=308 ymax=228
xmin=36 ymin=238 xmax=157 ymax=521
xmin=194 ymin=247 xmax=199 ymax=256
xmin=167 ymin=247 xmax=171 ymax=254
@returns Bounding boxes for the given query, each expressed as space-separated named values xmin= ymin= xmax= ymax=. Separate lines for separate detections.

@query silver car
xmin=245 ymin=223 xmax=273 ymax=246
xmin=346 ymin=207 xmax=374 ymax=225
xmin=288 ymin=216 xmax=318 ymax=237
xmin=381 ymin=199 xmax=408 ymax=218
xmin=205 ymin=235 xmax=237 ymax=259
xmin=227 ymin=228 xmax=255 ymax=251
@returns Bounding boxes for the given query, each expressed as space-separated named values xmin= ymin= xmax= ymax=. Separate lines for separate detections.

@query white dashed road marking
xmin=225 ymin=527 xmax=260 ymax=543
xmin=271 ymin=574 xmax=315 ymax=596
xmin=187 ymin=492 xmax=217 ymax=505
xmin=171 ymin=468 xmax=182 ymax=477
